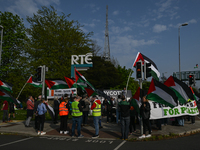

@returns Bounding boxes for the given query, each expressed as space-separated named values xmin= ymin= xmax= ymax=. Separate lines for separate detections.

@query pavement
xmin=1 ymin=115 xmax=200 ymax=140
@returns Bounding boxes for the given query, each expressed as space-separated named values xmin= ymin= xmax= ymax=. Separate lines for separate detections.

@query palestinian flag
xmin=84 ymin=87 xmax=97 ymax=97
xmin=147 ymin=78 xmax=178 ymax=108
xmin=45 ymin=79 xmax=68 ymax=90
xmin=27 ymin=76 xmax=42 ymax=88
xmin=0 ymin=90 xmax=19 ymax=104
xmin=64 ymin=77 xmax=75 ymax=88
xmin=189 ymin=86 xmax=197 ymax=101
xmin=44 ymin=102 xmax=55 ymax=121
xmin=0 ymin=80 xmax=12 ymax=92
xmin=133 ymin=52 xmax=160 ymax=80
xmin=164 ymin=76 xmax=194 ymax=104
xmin=131 ymin=87 xmax=141 ymax=115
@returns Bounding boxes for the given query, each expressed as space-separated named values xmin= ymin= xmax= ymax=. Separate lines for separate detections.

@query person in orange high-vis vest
xmin=59 ymin=97 xmax=70 ymax=134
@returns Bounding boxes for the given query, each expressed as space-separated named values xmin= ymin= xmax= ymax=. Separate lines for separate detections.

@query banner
xmin=103 ymin=90 xmax=132 ymax=100
xmin=150 ymin=100 xmax=199 ymax=119
xmin=47 ymin=88 xmax=76 ymax=99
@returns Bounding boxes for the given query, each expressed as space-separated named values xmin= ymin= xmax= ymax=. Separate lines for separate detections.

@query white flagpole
xmin=17 ymin=76 xmax=30 ymax=99
xmin=125 ymin=67 xmax=133 ymax=98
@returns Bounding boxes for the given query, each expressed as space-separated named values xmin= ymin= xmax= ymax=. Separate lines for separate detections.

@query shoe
xmin=64 ymin=131 xmax=69 ymax=134
xmin=38 ymin=132 xmax=40 ymax=135
xmin=40 ymin=132 xmax=46 ymax=135
xmin=71 ymin=135 xmax=75 ymax=138
xmin=146 ymin=134 xmax=151 ymax=138
xmin=139 ymin=135 xmax=146 ymax=139
xmin=92 ymin=135 xmax=99 ymax=139
xmin=78 ymin=134 xmax=84 ymax=138
xmin=60 ymin=131 xmax=63 ymax=134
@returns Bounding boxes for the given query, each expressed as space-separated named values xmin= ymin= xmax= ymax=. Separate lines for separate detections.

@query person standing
xmin=54 ymin=96 xmax=60 ymax=124
xmin=59 ymin=98 xmax=70 ymax=134
xmin=1 ymin=100 xmax=9 ymax=122
xmin=91 ymin=95 xmax=102 ymax=139
xmin=139 ymin=96 xmax=151 ymax=138
xmin=82 ymin=94 xmax=90 ymax=126
xmin=129 ymin=106 xmax=136 ymax=134
xmin=34 ymin=95 xmax=41 ymax=130
xmin=8 ymin=102 xmax=15 ymax=121
xmin=103 ymin=98 xmax=112 ymax=123
xmin=37 ymin=99 xmax=47 ymax=135
xmin=116 ymin=95 xmax=121 ymax=124
xmin=25 ymin=96 xmax=34 ymax=127
xmin=71 ymin=96 xmax=84 ymax=138
xmin=118 ymin=95 xmax=130 ymax=140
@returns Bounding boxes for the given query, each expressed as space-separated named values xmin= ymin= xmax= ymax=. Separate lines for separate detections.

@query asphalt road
xmin=0 ymin=133 xmax=200 ymax=150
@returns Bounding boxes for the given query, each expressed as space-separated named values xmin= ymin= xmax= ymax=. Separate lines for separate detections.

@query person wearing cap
xmin=91 ymin=95 xmax=102 ymax=138
xmin=71 ymin=96 xmax=84 ymax=138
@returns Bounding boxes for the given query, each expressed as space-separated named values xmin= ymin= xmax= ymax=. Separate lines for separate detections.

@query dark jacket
xmin=118 ymin=100 xmax=130 ymax=117
xmin=140 ymin=102 xmax=151 ymax=119
xmin=54 ymin=100 xmax=60 ymax=110
xmin=103 ymin=99 xmax=112 ymax=111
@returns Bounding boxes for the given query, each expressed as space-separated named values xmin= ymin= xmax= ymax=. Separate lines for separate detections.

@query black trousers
xmin=82 ymin=111 xmax=88 ymax=124
xmin=38 ymin=114 xmax=45 ymax=131
xmin=129 ymin=116 xmax=136 ymax=132
xmin=35 ymin=115 xmax=39 ymax=130
xmin=107 ymin=111 xmax=111 ymax=122
xmin=143 ymin=118 xmax=151 ymax=134
xmin=60 ymin=115 xmax=68 ymax=131
xmin=54 ymin=109 xmax=59 ymax=123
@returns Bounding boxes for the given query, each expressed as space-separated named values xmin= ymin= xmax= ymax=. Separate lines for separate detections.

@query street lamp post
xmin=0 ymin=25 xmax=3 ymax=66
xmin=178 ymin=23 xmax=188 ymax=80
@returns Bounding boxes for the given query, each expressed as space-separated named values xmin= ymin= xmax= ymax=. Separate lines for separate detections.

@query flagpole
xmin=75 ymin=67 xmax=77 ymax=96
xmin=125 ymin=66 xmax=133 ymax=98
xmin=17 ymin=77 xmax=30 ymax=99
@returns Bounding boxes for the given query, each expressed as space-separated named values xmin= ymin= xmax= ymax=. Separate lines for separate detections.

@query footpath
xmin=0 ymin=116 xmax=200 ymax=140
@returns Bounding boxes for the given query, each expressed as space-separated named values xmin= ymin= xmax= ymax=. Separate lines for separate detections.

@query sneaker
xmin=78 ymin=134 xmax=84 ymax=138
xmin=146 ymin=134 xmax=151 ymax=138
xmin=64 ymin=131 xmax=69 ymax=134
xmin=38 ymin=132 xmax=40 ymax=135
xmin=60 ymin=131 xmax=63 ymax=134
xmin=40 ymin=132 xmax=46 ymax=135
xmin=139 ymin=135 xmax=146 ymax=139
xmin=92 ymin=135 xmax=99 ymax=139
xmin=71 ymin=135 xmax=75 ymax=138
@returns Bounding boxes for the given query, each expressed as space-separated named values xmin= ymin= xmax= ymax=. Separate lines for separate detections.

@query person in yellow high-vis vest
xmin=71 ymin=96 xmax=84 ymax=138
xmin=91 ymin=95 xmax=101 ymax=139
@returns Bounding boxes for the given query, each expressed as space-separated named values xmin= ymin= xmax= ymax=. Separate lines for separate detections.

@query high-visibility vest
xmin=59 ymin=102 xmax=69 ymax=116
xmin=92 ymin=101 xmax=101 ymax=117
xmin=71 ymin=101 xmax=82 ymax=117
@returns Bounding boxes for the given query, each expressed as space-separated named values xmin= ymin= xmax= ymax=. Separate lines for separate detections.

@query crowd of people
xmin=1 ymin=90 xmax=197 ymax=139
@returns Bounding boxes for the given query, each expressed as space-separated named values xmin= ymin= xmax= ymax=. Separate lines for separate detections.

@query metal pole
xmin=42 ymin=65 xmax=46 ymax=98
xmin=139 ymin=78 xmax=143 ymax=135
xmin=178 ymin=26 xmax=181 ymax=80
xmin=0 ymin=25 xmax=3 ymax=66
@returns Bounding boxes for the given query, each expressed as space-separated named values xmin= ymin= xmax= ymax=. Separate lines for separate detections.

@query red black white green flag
xmin=64 ymin=77 xmax=75 ymax=88
xmin=147 ymin=78 xmax=178 ymax=108
xmin=0 ymin=80 xmax=12 ymax=92
xmin=0 ymin=90 xmax=18 ymax=104
xmin=84 ymin=87 xmax=97 ymax=97
xmin=27 ymin=76 xmax=42 ymax=88
xmin=133 ymin=52 xmax=160 ymax=80
xmin=45 ymin=79 xmax=69 ymax=90
xmin=164 ymin=76 xmax=194 ymax=104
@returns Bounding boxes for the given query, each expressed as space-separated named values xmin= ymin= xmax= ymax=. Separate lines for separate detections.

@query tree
xmin=0 ymin=11 xmax=34 ymax=100
xmin=26 ymin=6 xmax=93 ymax=79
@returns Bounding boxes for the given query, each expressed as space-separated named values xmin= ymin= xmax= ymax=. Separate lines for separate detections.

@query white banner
xmin=47 ymin=88 xmax=76 ymax=99
xmin=150 ymin=100 xmax=199 ymax=120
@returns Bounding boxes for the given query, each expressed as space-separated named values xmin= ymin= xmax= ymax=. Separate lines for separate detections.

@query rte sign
xmin=71 ymin=53 xmax=93 ymax=65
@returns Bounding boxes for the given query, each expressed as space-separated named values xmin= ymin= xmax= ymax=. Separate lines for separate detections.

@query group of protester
xmin=1 ymin=100 xmax=16 ymax=122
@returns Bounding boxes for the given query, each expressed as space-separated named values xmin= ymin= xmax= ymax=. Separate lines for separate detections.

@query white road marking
xmin=0 ymin=137 xmax=33 ymax=147
xmin=113 ymin=141 xmax=126 ymax=150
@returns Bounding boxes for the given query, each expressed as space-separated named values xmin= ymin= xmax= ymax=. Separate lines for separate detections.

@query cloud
xmin=6 ymin=0 xmax=60 ymax=17
xmin=113 ymin=10 xmax=119 ymax=15
xmin=84 ymin=23 xmax=95 ymax=28
xmin=110 ymin=26 xmax=132 ymax=34
xmin=153 ymin=24 xmax=167 ymax=33
xmin=84 ymin=3 xmax=100 ymax=13
xmin=188 ymin=19 xmax=197 ymax=24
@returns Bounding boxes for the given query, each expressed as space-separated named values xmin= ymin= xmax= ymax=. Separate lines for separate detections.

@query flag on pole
xmin=64 ymin=77 xmax=75 ymax=88
xmin=147 ymin=78 xmax=178 ymax=108
xmin=133 ymin=52 xmax=160 ymax=80
xmin=0 ymin=90 xmax=19 ymax=104
xmin=27 ymin=76 xmax=42 ymax=88
xmin=0 ymin=80 xmax=12 ymax=92
xmin=45 ymin=79 xmax=69 ymax=90
xmin=164 ymin=76 xmax=194 ymax=104
xmin=189 ymin=86 xmax=197 ymax=101
xmin=84 ymin=87 xmax=97 ymax=97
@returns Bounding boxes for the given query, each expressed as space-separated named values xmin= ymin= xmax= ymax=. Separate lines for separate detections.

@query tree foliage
xmin=26 ymin=6 xmax=93 ymax=79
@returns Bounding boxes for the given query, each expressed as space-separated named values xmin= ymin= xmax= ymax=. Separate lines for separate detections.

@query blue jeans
xmin=93 ymin=116 xmax=101 ymax=136
xmin=72 ymin=116 xmax=82 ymax=136
xmin=121 ymin=116 xmax=130 ymax=139
xmin=178 ymin=117 xmax=184 ymax=126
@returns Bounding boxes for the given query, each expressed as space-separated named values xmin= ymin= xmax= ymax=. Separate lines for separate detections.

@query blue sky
xmin=0 ymin=0 xmax=200 ymax=87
